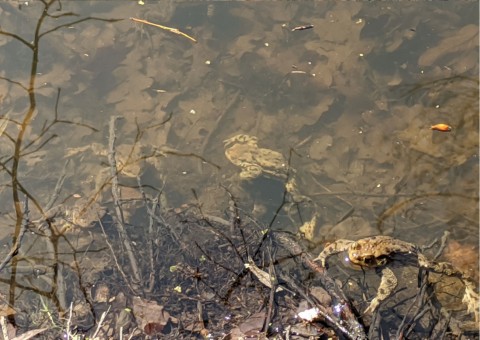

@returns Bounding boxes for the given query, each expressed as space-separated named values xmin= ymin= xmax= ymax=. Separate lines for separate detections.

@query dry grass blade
xmin=11 ymin=328 xmax=48 ymax=340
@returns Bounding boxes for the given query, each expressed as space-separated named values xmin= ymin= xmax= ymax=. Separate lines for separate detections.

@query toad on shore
xmin=315 ymin=235 xmax=479 ymax=320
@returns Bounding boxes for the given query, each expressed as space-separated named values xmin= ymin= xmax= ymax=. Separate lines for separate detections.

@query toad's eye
xmin=362 ymin=255 xmax=377 ymax=265
xmin=352 ymin=243 xmax=362 ymax=251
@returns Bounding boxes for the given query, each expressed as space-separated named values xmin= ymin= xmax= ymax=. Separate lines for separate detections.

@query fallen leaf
xmin=238 ymin=311 xmax=266 ymax=336
xmin=132 ymin=296 xmax=177 ymax=336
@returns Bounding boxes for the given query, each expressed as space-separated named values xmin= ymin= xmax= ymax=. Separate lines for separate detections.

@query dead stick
xmin=136 ymin=175 xmax=158 ymax=293
xmin=108 ymin=116 xmax=142 ymax=288
xmin=146 ymin=196 xmax=158 ymax=292
xmin=130 ymin=17 xmax=197 ymax=43
xmin=136 ymin=176 xmax=181 ymax=243
xmin=98 ymin=218 xmax=137 ymax=294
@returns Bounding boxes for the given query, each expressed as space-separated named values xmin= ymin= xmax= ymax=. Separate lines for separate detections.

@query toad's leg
xmin=314 ymin=240 xmax=353 ymax=267
xmin=239 ymin=164 xmax=262 ymax=179
xmin=364 ymin=267 xmax=397 ymax=314
xmin=418 ymin=254 xmax=479 ymax=321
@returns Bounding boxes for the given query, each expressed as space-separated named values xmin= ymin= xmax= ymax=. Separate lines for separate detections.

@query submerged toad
xmin=223 ymin=134 xmax=309 ymax=201
xmin=38 ymin=197 xmax=107 ymax=234
xmin=223 ymin=134 xmax=288 ymax=180
xmin=315 ymin=236 xmax=479 ymax=320
xmin=63 ymin=198 xmax=107 ymax=230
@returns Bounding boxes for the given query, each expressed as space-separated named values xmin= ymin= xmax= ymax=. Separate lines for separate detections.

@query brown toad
xmin=223 ymin=134 xmax=307 ymax=202
xmin=37 ymin=197 xmax=107 ymax=234
xmin=315 ymin=235 xmax=479 ymax=320
xmin=223 ymin=134 xmax=288 ymax=180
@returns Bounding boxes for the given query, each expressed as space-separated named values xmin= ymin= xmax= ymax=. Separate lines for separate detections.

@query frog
xmin=315 ymin=235 xmax=479 ymax=320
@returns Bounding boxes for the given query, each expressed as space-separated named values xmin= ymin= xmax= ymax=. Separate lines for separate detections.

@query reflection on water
xmin=0 ymin=0 xmax=478 ymax=337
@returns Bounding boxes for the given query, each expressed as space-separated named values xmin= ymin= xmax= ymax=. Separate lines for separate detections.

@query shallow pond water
xmin=0 ymin=1 xmax=478 ymax=338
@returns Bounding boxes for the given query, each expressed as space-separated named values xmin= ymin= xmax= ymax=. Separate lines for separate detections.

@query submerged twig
xmin=98 ymin=218 xmax=136 ymax=294
xmin=130 ymin=17 xmax=197 ymax=43
xmin=377 ymin=192 xmax=479 ymax=231
xmin=156 ymin=147 xmax=220 ymax=169
xmin=136 ymin=175 xmax=160 ymax=292
xmin=108 ymin=116 xmax=142 ymax=289
xmin=0 ymin=315 xmax=8 ymax=340
xmin=91 ymin=305 xmax=111 ymax=339
xmin=0 ymin=196 xmax=29 ymax=273
xmin=45 ymin=159 xmax=69 ymax=211
xmin=395 ymin=275 xmax=432 ymax=339
xmin=273 ymin=232 xmax=367 ymax=340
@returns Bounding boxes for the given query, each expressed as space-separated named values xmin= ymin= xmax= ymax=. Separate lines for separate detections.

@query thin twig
xmin=156 ymin=147 xmax=220 ymax=169
xmin=108 ymin=116 xmax=142 ymax=288
xmin=39 ymin=17 xmax=121 ymax=39
xmin=136 ymin=175 xmax=159 ymax=293
xmin=263 ymin=245 xmax=277 ymax=333
xmin=146 ymin=196 xmax=158 ymax=292
xmin=45 ymin=160 xmax=69 ymax=211
xmin=66 ymin=302 xmax=73 ymax=339
xmin=0 ymin=315 xmax=8 ymax=340
xmin=395 ymin=273 xmax=430 ymax=339
xmin=433 ymin=231 xmax=450 ymax=260
xmin=137 ymin=176 xmax=181 ymax=244
xmin=0 ymin=76 xmax=28 ymax=91
xmin=130 ymin=17 xmax=197 ymax=43
xmin=91 ymin=305 xmax=111 ymax=339
xmin=199 ymin=91 xmax=240 ymax=158
xmin=98 ymin=218 xmax=136 ymax=294
xmin=0 ymin=196 xmax=29 ymax=272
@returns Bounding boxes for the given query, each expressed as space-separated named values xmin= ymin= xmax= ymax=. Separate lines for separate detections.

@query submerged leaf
xmin=132 ymin=296 xmax=176 ymax=336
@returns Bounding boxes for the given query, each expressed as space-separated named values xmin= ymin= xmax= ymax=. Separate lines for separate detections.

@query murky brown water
xmin=0 ymin=1 xmax=478 ymax=338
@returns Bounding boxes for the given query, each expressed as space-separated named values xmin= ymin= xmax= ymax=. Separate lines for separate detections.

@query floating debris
xmin=297 ymin=307 xmax=320 ymax=322
xmin=291 ymin=24 xmax=314 ymax=32
xmin=430 ymin=123 xmax=452 ymax=132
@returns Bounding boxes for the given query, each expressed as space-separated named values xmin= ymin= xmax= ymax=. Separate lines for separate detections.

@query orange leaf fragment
xmin=430 ymin=123 xmax=452 ymax=132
